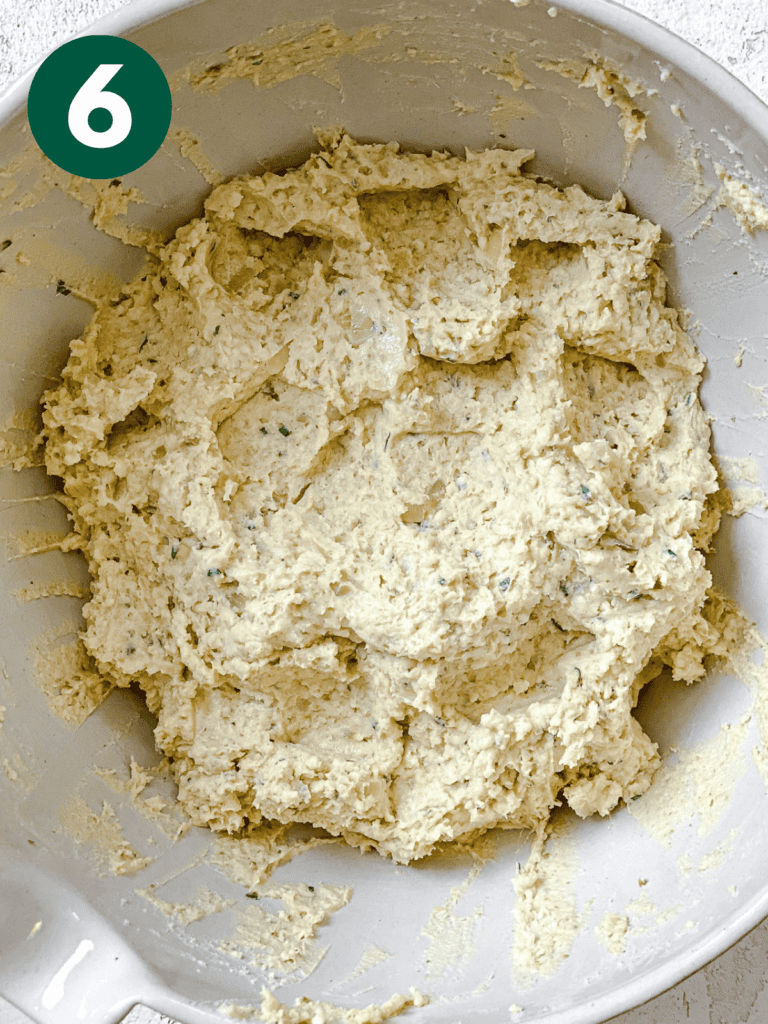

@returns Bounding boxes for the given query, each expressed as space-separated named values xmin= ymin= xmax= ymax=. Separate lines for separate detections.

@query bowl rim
xmin=0 ymin=0 xmax=767 ymax=1022
xmin=2 ymin=0 xmax=768 ymax=134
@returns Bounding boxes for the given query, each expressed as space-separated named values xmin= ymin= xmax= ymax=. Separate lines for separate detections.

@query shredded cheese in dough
xmin=41 ymin=135 xmax=720 ymax=864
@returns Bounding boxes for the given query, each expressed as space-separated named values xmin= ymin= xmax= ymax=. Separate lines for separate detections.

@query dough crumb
xmin=0 ymin=414 xmax=45 ymax=470
xmin=595 ymin=911 xmax=629 ymax=955
xmin=34 ymin=636 xmax=114 ymax=725
xmin=538 ymin=58 xmax=647 ymax=148
xmin=715 ymin=164 xmax=768 ymax=233
xmin=13 ymin=580 xmax=90 ymax=603
xmin=715 ymin=456 xmax=768 ymax=518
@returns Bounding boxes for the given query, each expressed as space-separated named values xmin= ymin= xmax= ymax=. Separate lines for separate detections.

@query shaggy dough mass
xmin=43 ymin=135 xmax=720 ymax=863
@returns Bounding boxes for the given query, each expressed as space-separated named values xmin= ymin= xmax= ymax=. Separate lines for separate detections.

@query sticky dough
xmin=42 ymin=135 xmax=720 ymax=863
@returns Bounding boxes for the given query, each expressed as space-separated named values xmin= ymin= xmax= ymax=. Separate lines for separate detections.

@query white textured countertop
xmin=0 ymin=2 xmax=767 ymax=1023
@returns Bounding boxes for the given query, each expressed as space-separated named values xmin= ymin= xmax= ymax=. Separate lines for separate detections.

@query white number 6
xmin=68 ymin=64 xmax=132 ymax=149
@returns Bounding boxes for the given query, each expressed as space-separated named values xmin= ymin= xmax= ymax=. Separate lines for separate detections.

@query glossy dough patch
xmin=42 ymin=135 xmax=720 ymax=862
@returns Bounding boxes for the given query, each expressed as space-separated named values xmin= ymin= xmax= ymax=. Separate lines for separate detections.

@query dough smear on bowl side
xmin=41 ymin=133 xmax=721 ymax=864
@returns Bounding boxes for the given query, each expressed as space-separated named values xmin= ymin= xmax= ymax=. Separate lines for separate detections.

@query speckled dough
xmin=42 ymin=135 xmax=720 ymax=863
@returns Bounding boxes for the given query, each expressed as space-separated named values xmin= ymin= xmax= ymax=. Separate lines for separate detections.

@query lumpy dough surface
xmin=43 ymin=136 xmax=720 ymax=863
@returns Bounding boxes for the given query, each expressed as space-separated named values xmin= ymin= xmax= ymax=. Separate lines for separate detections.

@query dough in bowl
xmin=42 ymin=134 xmax=720 ymax=863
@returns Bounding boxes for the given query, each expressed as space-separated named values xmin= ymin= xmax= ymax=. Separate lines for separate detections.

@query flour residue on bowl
xmin=133 ymin=820 xmax=363 ymax=987
xmin=166 ymin=127 xmax=226 ymax=187
xmin=60 ymin=794 xmax=155 ymax=876
xmin=626 ymin=584 xmax=768 ymax=849
xmin=0 ymin=408 xmax=45 ymax=471
xmin=696 ymin=828 xmax=739 ymax=874
xmin=13 ymin=579 xmax=89 ymax=603
xmin=3 ymin=526 xmax=80 ymax=560
xmin=681 ymin=591 xmax=768 ymax=795
xmin=622 ymin=892 xmax=681 ymax=935
xmin=478 ymin=50 xmax=530 ymax=91
xmin=421 ymin=861 xmax=484 ymax=978
xmin=624 ymin=588 xmax=768 ymax=855
xmin=219 ymin=985 xmax=429 ymax=1024
xmin=716 ymin=456 xmax=768 ymax=518
xmin=184 ymin=22 xmax=390 ymax=95
xmin=344 ymin=945 xmax=394 ymax=982
xmin=511 ymin=816 xmax=587 ymax=983
xmin=369 ymin=18 xmax=535 ymax=93
xmin=489 ymin=95 xmax=540 ymax=135
xmin=535 ymin=57 xmax=648 ymax=156
xmin=176 ymin=9 xmax=541 ymax=143
xmin=138 ymin=882 xmax=236 ymax=924
xmin=664 ymin=142 xmax=715 ymax=227
xmin=219 ymin=881 xmax=353 ymax=978
xmin=0 ymin=663 xmax=39 ymax=788
xmin=747 ymin=383 xmax=768 ymax=419
xmin=208 ymin=823 xmax=343 ymax=891
xmin=0 ymin=655 xmax=18 ymax=782
xmin=97 ymin=754 xmax=154 ymax=801
xmin=33 ymin=634 xmax=113 ymax=725
xmin=595 ymin=911 xmax=629 ymax=955
xmin=722 ymin=617 xmax=768 ymax=790
xmin=0 ymin=142 xmax=160 ymax=254
xmin=628 ymin=714 xmax=751 ymax=848
xmin=96 ymin=756 xmax=191 ymax=839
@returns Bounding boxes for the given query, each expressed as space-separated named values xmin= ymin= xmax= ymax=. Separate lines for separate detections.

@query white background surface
xmin=0 ymin=1 xmax=767 ymax=1023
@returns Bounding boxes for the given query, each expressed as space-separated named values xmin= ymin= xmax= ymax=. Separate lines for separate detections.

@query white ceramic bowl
xmin=1 ymin=1 xmax=767 ymax=1022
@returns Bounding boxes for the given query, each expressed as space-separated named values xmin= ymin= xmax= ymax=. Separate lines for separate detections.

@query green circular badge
xmin=28 ymin=35 xmax=172 ymax=179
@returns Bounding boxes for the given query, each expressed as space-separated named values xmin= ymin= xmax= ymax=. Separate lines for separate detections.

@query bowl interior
xmin=1 ymin=1 xmax=768 ymax=1022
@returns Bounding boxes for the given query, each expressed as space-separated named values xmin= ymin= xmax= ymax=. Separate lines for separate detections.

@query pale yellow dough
xmin=42 ymin=135 xmax=720 ymax=863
